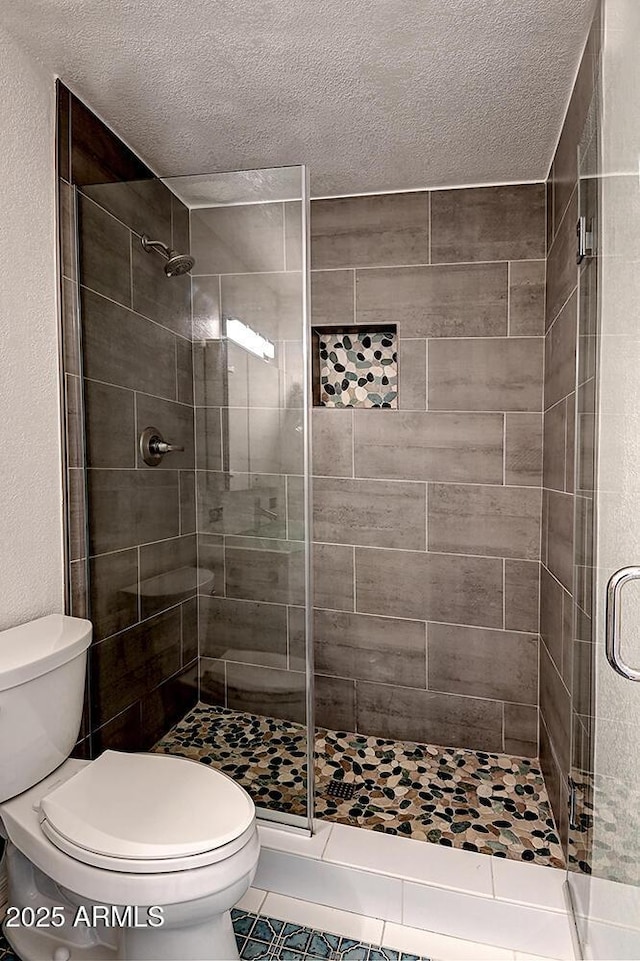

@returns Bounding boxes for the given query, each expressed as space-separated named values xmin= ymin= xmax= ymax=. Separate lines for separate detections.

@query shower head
xmin=164 ymin=252 xmax=195 ymax=277
xmin=141 ymin=235 xmax=195 ymax=277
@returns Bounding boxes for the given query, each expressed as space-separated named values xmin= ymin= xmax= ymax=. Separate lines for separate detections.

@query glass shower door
xmin=75 ymin=164 xmax=313 ymax=832
xmin=568 ymin=2 xmax=640 ymax=956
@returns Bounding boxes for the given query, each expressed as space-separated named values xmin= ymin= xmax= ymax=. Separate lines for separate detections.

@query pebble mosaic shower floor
xmin=154 ymin=704 xmax=565 ymax=869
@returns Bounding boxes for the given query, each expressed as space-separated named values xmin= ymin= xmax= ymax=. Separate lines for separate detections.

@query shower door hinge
xmin=577 ymin=216 xmax=594 ymax=264
xmin=568 ymin=775 xmax=578 ymax=831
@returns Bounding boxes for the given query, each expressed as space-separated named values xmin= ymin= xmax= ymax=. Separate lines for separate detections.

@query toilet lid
xmin=39 ymin=751 xmax=255 ymax=861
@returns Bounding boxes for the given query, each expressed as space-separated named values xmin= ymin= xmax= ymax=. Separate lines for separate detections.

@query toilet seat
xmin=39 ymin=750 xmax=256 ymax=874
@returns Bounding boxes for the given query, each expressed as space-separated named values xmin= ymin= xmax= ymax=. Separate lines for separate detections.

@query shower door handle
xmin=605 ymin=566 xmax=640 ymax=681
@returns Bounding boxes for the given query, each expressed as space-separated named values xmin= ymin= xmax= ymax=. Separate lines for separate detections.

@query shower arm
xmin=141 ymin=235 xmax=171 ymax=260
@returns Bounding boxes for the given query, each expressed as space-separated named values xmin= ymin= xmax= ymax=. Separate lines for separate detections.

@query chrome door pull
xmin=605 ymin=566 xmax=640 ymax=681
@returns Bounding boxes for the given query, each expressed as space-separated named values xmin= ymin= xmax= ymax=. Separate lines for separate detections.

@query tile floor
xmin=0 ymin=910 xmax=427 ymax=961
xmin=154 ymin=704 xmax=564 ymax=868
xmin=232 ymin=909 xmax=424 ymax=959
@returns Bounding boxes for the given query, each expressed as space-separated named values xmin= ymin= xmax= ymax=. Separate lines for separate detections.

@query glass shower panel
xmin=175 ymin=165 xmax=312 ymax=829
xmin=76 ymin=165 xmax=313 ymax=831
xmin=567 ymin=2 xmax=640 ymax=956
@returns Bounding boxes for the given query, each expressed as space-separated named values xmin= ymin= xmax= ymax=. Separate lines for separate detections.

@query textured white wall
xmin=0 ymin=27 xmax=63 ymax=630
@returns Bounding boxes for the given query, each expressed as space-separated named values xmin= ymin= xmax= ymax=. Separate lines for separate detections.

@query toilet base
xmin=3 ymin=841 xmax=256 ymax=961
xmin=4 ymin=910 xmax=240 ymax=961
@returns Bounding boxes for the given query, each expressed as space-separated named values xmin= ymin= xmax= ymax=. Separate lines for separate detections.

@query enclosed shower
xmin=59 ymin=73 xmax=578 ymax=878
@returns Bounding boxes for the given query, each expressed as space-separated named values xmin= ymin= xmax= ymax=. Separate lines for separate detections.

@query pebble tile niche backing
xmin=317 ymin=328 xmax=398 ymax=407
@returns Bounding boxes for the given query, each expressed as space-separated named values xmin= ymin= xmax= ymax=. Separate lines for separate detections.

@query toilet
xmin=0 ymin=615 xmax=260 ymax=961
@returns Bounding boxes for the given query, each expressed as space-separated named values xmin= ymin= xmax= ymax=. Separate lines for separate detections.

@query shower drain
xmin=325 ymin=779 xmax=362 ymax=801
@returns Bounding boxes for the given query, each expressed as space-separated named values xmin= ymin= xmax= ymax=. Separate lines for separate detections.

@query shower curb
xmin=254 ymin=820 xmax=576 ymax=959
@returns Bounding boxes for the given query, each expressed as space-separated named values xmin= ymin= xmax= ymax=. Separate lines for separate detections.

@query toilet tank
xmin=0 ymin=615 xmax=92 ymax=802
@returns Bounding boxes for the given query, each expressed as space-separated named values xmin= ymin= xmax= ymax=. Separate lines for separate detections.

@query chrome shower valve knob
xmin=139 ymin=426 xmax=184 ymax=466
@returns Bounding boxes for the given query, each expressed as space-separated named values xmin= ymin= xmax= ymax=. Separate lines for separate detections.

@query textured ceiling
xmin=4 ymin=0 xmax=595 ymax=196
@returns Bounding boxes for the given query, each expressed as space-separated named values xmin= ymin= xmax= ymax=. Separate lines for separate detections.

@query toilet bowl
xmin=0 ymin=616 xmax=261 ymax=961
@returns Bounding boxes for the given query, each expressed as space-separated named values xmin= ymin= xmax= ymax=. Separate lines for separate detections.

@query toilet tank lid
xmin=0 ymin=615 xmax=92 ymax=692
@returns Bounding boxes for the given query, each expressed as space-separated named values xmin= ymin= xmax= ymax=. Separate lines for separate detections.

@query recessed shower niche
xmin=312 ymin=324 xmax=398 ymax=407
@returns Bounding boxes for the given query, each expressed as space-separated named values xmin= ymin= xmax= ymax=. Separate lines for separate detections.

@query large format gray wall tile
xmin=504 ymin=703 xmax=539 ymax=757
xmin=136 ymin=394 xmax=195 ymax=470
xmin=313 ymin=476 xmax=426 ymax=550
xmin=85 ymin=380 xmax=136 ymax=468
xmin=221 ymin=272 xmax=302 ymax=342
xmin=356 ymin=263 xmax=508 ymax=337
xmin=428 ymin=624 xmax=538 ymax=704
xmin=314 ymin=609 xmax=426 ymax=687
xmin=311 ymin=193 xmax=430 ymax=268
xmin=509 ymin=261 xmax=546 ymax=336
xmin=505 ymin=413 xmax=543 ymax=486
xmin=314 ymin=543 xmax=354 ymax=611
xmin=132 ymin=239 xmax=191 ymax=338
xmin=195 ymin=408 xmax=223 ymax=471
xmin=543 ymin=401 xmax=567 ymax=492
xmin=428 ymin=338 xmax=543 ymax=411
xmin=82 ymin=288 xmax=177 ymax=399
xmin=546 ymin=489 xmax=574 ymax=592
xmin=546 ymin=190 xmax=578 ymax=329
xmin=504 ymin=560 xmax=540 ymax=633
xmin=356 ymin=682 xmax=503 ymax=752
xmin=540 ymin=645 xmax=572 ymax=777
xmin=225 ymin=662 xmax=306 ymax=724
xmin=430 ymin=184 xmax=545 ymax=263
xmin=225 ymin=538 xmax=305 ymax=606
xmin=544 ymin=290 xmax=578 ymax=409
xmin=191 ymin=204 xmax=285 ymax=275
xmin=197 ymin=471 xmax=287 ymax=539
xmin=139 ymin=534 xmax=197 ymax=619
xmin=78 ymin=194 xmax=131 ymax=306
xmin=84 ymin=179 xmax=172 ymax=244
xmin=192 ymin=276 xmax=221 ymax=341
xmin=311 ymin=270 xmax=354 ymax=325
xmin=355 ymin=548 xmax=503 ymax=628
xmin=428 ymin=483 xmax=541 ymax=560
xmin=312 ymin=408 xmax=353 ymax=477
xmin=89 ymin=548 xmax=138 ymax=641
xmin=139 ymin=662 xmax=199 ymax=749
xmin=315 ymin=674 xmax=356 ymax=731
xmin=398 ymin=339 xmax=427 ymax=410
xmin=199 ymin=595 xmax=288 ymax=668
xmin=88 ymin=469 xmax=179 ymax=554
xmin=354 ymin=410 xmax=504 ymax=483
xmin=91 ymin=607 xmax=182 ymax=727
